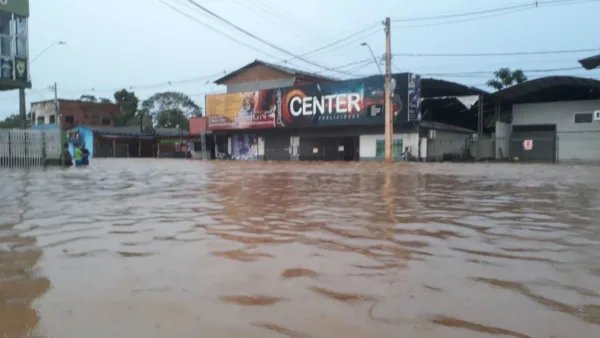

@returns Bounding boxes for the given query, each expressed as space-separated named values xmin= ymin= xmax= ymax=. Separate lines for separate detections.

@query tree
xmin=140 ymin=92 xmax=200 ymax=130
xmin=80 ymin=94 xmax=97 ymax=103
xmin=191 ymin=106 xmax=203 ymax=117
xmin=0 ymin=114 xmax=21 ymax=128
xmin=113 ymin=89 xmax=140 ymax=126
xmin=486 ymin=68 xmax=528 ymax=90
xmin=80 ymin=95 xmax=113 ymax=104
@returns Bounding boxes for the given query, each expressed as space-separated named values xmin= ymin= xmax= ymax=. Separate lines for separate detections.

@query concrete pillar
xmin=112 ymin=139 xmax=116 ymax=157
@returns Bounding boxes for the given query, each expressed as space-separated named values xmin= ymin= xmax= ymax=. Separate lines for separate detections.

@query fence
xmin=0 ymin=129 xmax=62 ymax=167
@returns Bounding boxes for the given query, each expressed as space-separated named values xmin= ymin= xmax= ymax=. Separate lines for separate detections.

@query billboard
xmin=0 ymin=0 xmax=29 ymax=16
xmin=407 ymin=73 xmax=421 ymax=121
xmin=206 ymin=90 xmax=282 ymax=130
xmin=206 ymin=73 xmax=420 ymax=130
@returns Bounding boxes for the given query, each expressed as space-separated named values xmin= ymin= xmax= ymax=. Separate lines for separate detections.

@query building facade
xmin=30 ymin=100 xmax=121 ymax=130
xmin=489 ymin=76 xmax=600 ymax=164
xmin=0 ymin=0 xmax=29 ymax=90
xmin=204 ymin=61 xmax=483 ymax=162
xmin=512 ymin=99 xmax=600 ymax=163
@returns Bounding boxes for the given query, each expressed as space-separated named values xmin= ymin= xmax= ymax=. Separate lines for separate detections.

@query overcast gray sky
xmin=0 ymin=0 xmax=599 ymax=119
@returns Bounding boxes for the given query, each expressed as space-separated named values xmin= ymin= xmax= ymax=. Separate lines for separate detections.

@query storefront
xmin=206 ymin=73 xmax=427 ymax=161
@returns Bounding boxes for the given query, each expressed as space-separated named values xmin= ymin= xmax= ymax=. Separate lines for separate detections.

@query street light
xmin=361 ymin=42 xmax=383 ymax=75
xmin=21 ymin=40 xmax=66 ymax=128
xmin=31 ymin=41 xmax=67 ymax=63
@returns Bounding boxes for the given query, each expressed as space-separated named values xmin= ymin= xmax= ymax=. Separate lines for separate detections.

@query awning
xmin=423 ymin=95 xmax=480 ymax=109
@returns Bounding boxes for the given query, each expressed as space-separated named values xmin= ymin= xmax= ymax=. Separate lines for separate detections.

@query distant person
xmin=63 ymin=144 xmax=73 ymax=167
xmin=81 ymin=144 xmax=90 ymax=166
xmin=73 ymin=145 xmax=84 ymax=167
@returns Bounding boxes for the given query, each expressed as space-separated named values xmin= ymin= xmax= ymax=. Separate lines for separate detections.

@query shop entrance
xmin=299 ymin=136 xmax=359 ymax=161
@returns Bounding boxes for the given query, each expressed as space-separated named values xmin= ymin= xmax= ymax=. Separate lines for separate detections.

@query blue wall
xmin=66 ymin=126 xmax=95 ymax=159
xmin=31 ymin=124 xmax=60 ymax=130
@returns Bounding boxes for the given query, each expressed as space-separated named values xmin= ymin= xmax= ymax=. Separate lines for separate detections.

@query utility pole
xmin=53 ymin=82 xmax=63 ymax=166
xmin=384 ymin=17 xmax=393 ymax=163
xmin=19 ymin=89 xmax=26 ymax=128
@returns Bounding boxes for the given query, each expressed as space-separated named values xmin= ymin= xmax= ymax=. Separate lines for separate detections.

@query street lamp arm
xmin=31 ymin=41 xmax=66 ymax=63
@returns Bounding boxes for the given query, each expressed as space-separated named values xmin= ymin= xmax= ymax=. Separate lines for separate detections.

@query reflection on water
xmin=1 ymin=159 xmax=600 ymax=337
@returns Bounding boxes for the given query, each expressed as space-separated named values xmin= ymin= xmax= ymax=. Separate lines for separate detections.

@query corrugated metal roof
xmin=579 ymin=54 xmax=600 ymax=70
xmin=489 ymin=76 xmax=600 ymax=102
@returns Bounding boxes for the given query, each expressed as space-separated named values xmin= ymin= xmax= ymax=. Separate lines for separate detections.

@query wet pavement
xmin=1 ymin=159 xmax=600 ymax=338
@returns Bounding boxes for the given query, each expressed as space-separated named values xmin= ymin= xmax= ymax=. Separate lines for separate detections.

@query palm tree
xmin=486 ymin=68 xmax=528 ymax=90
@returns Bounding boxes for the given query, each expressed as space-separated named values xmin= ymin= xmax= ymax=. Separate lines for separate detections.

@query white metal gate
xmin=0 ymin=129 xmax=62 ymax=167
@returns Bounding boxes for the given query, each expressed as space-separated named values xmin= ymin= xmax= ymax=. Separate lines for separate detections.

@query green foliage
xmin=0 ymin=114 xmax=21 ymax=128
xmin=140 ymin=92 xmax=200 ymax=130
xmin=113 ymin=89 xmax=140 ymax=127
xmin=486 ymin=68 xmax=528 ymax=90
xmin=80 ymin=94 xmax=112 ymax=104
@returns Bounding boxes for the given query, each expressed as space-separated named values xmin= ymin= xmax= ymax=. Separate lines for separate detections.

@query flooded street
xmin=1 ymin=159 xmax=600 ymax=338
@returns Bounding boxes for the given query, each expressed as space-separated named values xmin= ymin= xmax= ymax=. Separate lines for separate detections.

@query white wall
xmin=359 ymin=133 xmax=419 ymax=160
xmin=31 ymin=102 xmax=57 ymax=125
xmin=513 ymin=100 xmax=600 ymax=163
xmin=426 ymin=130 xmax=470 ymax=161
xmin=495 ymin=121 xmax=511 ymax=159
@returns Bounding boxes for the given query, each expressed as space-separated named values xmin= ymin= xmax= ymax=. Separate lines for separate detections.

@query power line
xmin=393 ymin=48 xmax=600 ymax=57
xmin=392 ymin=0 xmax=597 ymax=23
xmin=420 ymin=66 xmax=583 ymax=77
xmin=182 ymin=0 xmax=361 ymax=77
xmin=160 ymin=0 xmax=282 ymax=61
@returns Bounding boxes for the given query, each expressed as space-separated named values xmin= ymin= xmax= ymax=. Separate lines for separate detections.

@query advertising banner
xmin=280 ymin=74 xmax=408 ymax=128
xmin=206 ymin=73 xmax=417 ymax=130
xmin=206 ymin=90 xmax=282 ymax=130
xmin=232 ymin=134 xmax=259 ymax=160
xmin=407 ymin=73 xmax=421 ymax=121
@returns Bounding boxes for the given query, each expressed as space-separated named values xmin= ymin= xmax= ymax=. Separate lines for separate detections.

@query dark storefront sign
xmin=14 ymin=57 xmax=27 ymax=81
xmin=206 ymin=73 xmax=421 ymax=131
xmin=0 ymin=57 xmax=12 ymax=79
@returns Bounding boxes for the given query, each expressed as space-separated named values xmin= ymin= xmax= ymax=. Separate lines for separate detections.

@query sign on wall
xmin=232 ymin=134 xmax=259 ymax=160
xmin=407 ymin=73 xmax=421 ymax=121
xmin=523 ymin=139 xmax=533 ymax=151
xmin=206 ymin=90 xmax=282 ymax=130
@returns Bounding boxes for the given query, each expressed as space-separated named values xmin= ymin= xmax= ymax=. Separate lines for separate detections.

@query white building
xmin=492 ymin=76 xmax=600 ymax=164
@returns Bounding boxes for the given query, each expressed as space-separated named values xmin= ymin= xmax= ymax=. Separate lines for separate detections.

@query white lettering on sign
xmin=523 ymin=139 xmax=533 ymax=151
xmin=289 ymin=93 xmax=361 ymax=117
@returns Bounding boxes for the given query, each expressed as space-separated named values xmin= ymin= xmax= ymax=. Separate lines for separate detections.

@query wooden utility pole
xmin=384 ymin=17 xmax=393 ymax=163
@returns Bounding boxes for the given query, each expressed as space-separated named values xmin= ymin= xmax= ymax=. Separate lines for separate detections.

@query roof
xmin=72 ymin=125 xmax=189 ymax=138
xmin=214 ymin=59 xmax=336 ymax=84
xmin=421 ymin=78 xmax=489 ymax=98
xmin=418 ymin=120 xmax=476 ymax=134
xmin=488 ymin=76 xmax=600 ymax=103
xmin=578 ymin=54 xmax=600 ymax=70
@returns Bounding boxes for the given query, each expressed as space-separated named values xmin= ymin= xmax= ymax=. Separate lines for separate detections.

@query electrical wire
xmin=160 ymin=0 xmax=282 ymax=61
xmin=393 ymin=48 xmax=600 ymax=57
xmin=392 ymin=0 xmax=597 ymax=23
xmin=182 ymin=0 xmax=361 ymax=77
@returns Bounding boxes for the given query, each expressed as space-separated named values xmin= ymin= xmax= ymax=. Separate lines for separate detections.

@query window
xmin=37 ymin=116 xmax=45 ymax=125
xmin=101 ymin=118 xmax=111 ymax=125
xmin=14 ymin=16 xmax=27 ymax=57
xmin=49 ymin=115 xmax=56 ymax=124
xmin=0 ymin=11 xmax=11 ymax=58
xmin=64 ymin=116 xmax=74 ymax=124
xmin=574 ymin=112 xmax=593 ymax=124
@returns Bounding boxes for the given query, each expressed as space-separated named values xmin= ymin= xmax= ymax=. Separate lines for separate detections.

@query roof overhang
xmin=578 ymin=54 xmax=600 ymax=70
xmin=488 ymin=76 xmax=600 ymax=103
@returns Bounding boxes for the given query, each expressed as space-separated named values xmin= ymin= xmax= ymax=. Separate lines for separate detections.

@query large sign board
xmin=0 ymin=0 xmax=29 ymax=16
xmin=206 ymin=73 xmax=421 ymax=131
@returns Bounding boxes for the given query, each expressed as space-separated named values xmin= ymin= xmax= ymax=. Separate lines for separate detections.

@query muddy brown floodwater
xmin=1 ymin=160 xmax=600 ymax=338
